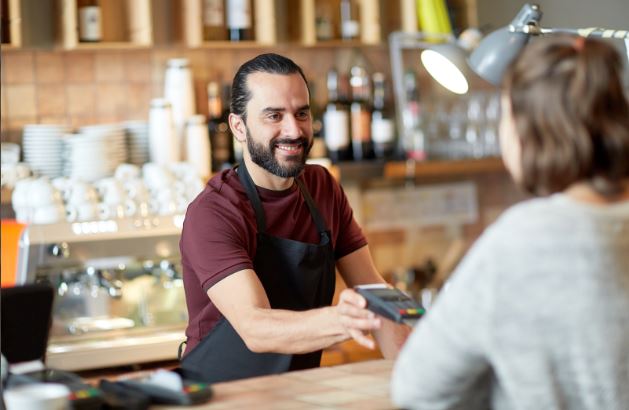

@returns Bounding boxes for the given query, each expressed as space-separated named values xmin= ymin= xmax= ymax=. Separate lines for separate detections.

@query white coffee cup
xmin=114 ymin=163 xmax=141 ymax=181
xmin=96 ymin=178 xmax=127 ymax=205
xmin=143 ymin=162 xmax=174 ymax=190
xmin=12 ymin=178 xmax=34 ymax=209
xmin=1 ymin=164 xmax=16 ymax=188
xmin=123 ymin=179 xmax=150 ymax=202
xmin=66 ymin=202 xmax=98 ymax=222
xmin=30 ymin=178 xmax=61 ymax=208
xmin=98 ymin=203 xmax=125 ymax=220
xmin=67 ymin=181 xmax=98 ymax=206
xmin=4 ymin=382 xmax=70 ymax=410
xmin=15 ymin=162 xmax=31 ymax=180
xmin=33 ymin=204 xmax=65 ymax=225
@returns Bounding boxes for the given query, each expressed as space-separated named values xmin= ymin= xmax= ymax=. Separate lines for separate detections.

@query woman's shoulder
xmin=479 ymin=197 xmax=563 ymax=244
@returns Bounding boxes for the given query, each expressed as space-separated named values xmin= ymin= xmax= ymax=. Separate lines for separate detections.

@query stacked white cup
xmin=64 ymin=180 xmax=99 ymax=222
xmin=95 ymin=177 xmax=136 ymax=220
xmin=12 ymin=178 xmax=65 ymax=224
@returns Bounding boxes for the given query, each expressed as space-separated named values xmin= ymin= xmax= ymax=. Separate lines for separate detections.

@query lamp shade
xmin=420 ymin=43 xmax=470 ymax=94
xmin=468 ymin=27 xmax=530 ymax=86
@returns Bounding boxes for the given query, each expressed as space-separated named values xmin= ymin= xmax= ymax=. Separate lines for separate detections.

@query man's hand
xmin=335 ymin=288 xmax=382 ymax=349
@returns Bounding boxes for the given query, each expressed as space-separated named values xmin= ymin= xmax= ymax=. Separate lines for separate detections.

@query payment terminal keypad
xmin=355 ymin=284 xmax=425 ymax=326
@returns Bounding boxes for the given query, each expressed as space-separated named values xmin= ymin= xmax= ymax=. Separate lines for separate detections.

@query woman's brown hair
xmin=503 ymin=35 xmax=629 ymax=197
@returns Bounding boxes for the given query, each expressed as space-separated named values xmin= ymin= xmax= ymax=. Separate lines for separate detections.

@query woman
xmin=391 ymin=35 xmax=629 ymax=409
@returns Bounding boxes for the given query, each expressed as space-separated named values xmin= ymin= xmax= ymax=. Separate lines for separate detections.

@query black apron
xmin=180 ymin=162 xmax=336 ymax=383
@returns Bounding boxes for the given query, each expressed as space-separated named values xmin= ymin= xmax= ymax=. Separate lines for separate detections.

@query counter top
xmin=153 ymin=359 xmax=396 ymax=410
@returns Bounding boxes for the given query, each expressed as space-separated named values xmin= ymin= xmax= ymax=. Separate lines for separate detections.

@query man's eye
xmin=267 ymin=113 xmax=281 ymax=121
xmin=296 ymin=111 xmax=310 ymax=120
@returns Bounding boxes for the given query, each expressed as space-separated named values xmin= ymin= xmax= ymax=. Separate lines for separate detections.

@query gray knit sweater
xmin=391 ymin=194 xmax=629 ymax=410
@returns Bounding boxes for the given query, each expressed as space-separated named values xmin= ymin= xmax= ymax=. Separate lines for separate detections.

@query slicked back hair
xmin=230 ymin=53 xmax=309 ymax=123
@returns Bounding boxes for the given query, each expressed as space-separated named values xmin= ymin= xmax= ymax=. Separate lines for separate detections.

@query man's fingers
xmin=336 ymin=301 xmax=376 ymax=319
xmin=348 ymin=328 xmax=375 ymax=349
xmin=339 ymin=313 xmax=381 ymax=331
xmin=339 ymin=288 xmax=367 ymax=308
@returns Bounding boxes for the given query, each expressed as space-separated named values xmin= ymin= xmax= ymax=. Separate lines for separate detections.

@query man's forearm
xmin=236 ymin=305 xmax=349 ymax=354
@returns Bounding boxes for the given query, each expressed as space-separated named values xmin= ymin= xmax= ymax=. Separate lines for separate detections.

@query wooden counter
xmin=153 ymin=359 xmax=396 ymax=410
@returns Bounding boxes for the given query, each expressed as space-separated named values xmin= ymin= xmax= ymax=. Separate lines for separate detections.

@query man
xmin=179 ymin=53 xmax=409 ymax=383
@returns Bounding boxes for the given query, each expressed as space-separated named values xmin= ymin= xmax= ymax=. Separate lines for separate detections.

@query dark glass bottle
xmin=349 ymin=65 xmax=374 ymax=161
xmin=207 ymin=81 xmax=234 ymax=172
xmin=1 ymin=0 xmax=10 ymax=44
xmin=323 ymin=68 xmax=352 ymax=163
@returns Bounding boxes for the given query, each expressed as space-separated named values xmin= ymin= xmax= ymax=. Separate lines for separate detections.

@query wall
xmin=476 ymin=0 xmax=629 ymax=30
xmin=0 ymin=45 xmax=391 ymax=143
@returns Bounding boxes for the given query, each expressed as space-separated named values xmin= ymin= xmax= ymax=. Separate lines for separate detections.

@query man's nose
xmin=282 ymin=115 xmax=303 ymax=137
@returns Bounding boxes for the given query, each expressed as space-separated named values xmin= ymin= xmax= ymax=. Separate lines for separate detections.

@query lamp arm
xmin=542 ymin=27 xmax=629 ymax=39
xmin=511 ymin=24 xmax=629 ymax=40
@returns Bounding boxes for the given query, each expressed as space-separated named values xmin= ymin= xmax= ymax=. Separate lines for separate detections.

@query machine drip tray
xmin=47 ymin=324 xmax=186 ymax=372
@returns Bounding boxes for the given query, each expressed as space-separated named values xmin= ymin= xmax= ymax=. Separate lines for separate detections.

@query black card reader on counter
xmin=111 ymin=369 xmax=213 ymax=406
xmin=355 ymin=284 xmax=425 ymax=326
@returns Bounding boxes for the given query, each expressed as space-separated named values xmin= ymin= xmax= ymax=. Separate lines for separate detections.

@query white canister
xmin=164 ymin=58 xmax=196 ymax=160
xmin=149 ymin=98 xmax=179 ymax=165
xmin=185 ymin=115 xmax=212 ymax=179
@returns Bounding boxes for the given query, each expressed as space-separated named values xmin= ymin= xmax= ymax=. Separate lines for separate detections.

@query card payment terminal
xmin=355 ymin=284 xmax=425 ymax=326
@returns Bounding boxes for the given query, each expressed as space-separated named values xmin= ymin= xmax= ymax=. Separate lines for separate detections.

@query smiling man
xmin=179 ymin=53 xmax=409 ymax=383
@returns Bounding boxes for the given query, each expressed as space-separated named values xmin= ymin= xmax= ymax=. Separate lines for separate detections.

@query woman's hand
xmin=335 ymin=288 xmax=382 ymax=349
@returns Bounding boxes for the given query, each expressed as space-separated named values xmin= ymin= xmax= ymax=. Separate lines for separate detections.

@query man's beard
xmin=246 ymin=127 xmax=312 ymax=178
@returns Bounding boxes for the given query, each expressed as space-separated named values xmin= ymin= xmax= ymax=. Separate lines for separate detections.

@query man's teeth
xmin=277 ymin=144 xmax=301 ymax=152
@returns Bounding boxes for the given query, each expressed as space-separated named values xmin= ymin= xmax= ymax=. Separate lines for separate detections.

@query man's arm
xmin=207 ymin=268 xmax=382 ymax=354
xmin=336 ymin=245 xmax=411 ymax=359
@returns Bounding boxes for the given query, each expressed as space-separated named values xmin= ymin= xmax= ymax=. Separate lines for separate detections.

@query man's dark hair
xmin=230 ymin=53 xmax=309 ymax=122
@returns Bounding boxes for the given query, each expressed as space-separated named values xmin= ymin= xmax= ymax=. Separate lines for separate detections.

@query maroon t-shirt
xmin=180 ymin=164 xmax=367 ymax=352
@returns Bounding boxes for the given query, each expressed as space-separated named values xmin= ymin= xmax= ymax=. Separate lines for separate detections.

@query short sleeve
xmin=180 ymin=190 xmax=255 ymax=291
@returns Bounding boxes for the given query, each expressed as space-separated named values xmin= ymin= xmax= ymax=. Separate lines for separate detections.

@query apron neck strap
xmin=237 ymin=162 xmax=267 ymax=233
xmin=294 ymin=178 xmax=328 ymax=235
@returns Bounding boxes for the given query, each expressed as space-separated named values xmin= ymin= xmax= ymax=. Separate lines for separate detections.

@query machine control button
xmin=49 ymin=242 xmax=70 ymax=258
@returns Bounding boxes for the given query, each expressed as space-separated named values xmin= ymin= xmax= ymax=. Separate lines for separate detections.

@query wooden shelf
xmin=59 ymin=0 xmax=152 ymax=50
xmin=66 ymin=41 xmax=152 ymax=51
xmin=334 ymin=157 xmax=505 ymax=184
xmin=2 ymin=0 xmax=21 ymax=47
xmin=384 ymin=157 xmax=506 ymax=179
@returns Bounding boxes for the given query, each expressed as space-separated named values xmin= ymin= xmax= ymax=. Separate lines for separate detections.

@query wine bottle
xmin=78 ymin=0 xmax=102 ymax=42
xmin=226 ymin=0 xmax=253 ymax=41
xmin=203 ymin=0 xmax=227 ymax=41
xmin=371 ymin=72 xmax=395 ymax=159
xmin=207 ymin=81 xmax=234 ymax=171
xmin=349 ymin=64 xmax=374 ymax=161
xmin=340 ymin=0 xmax=359 ymax=40
xmin=323 ymin=68 xmax=351 ymax=163
xmin=402 ymin=70 xmax=426 ymax=161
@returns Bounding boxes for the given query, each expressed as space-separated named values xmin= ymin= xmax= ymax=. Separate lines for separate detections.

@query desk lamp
xmin=421 ymin=3 xmax=629 ymax=93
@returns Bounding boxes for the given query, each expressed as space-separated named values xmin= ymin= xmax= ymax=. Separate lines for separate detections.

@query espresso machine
xmin=15 ymin=214 xmax=188 ymax=371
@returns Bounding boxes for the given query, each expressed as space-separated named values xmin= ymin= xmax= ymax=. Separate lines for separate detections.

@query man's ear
xmin=229 ymin=113 xmax=246 ymax=143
